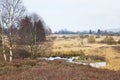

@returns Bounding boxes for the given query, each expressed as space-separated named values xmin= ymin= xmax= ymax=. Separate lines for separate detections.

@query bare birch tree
xmin=0 ymin=0 xmax=25 ymax=62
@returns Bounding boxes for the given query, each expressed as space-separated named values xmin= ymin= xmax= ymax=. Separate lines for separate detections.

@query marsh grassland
xmin=0 ymin=34 xmax=120 ymax=80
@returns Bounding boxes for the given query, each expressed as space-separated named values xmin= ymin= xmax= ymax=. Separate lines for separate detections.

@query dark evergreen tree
xmin=89 ymin=29 xmax=92 ymax=34
xmin=17 ymin=16 xmax=33 ymax=45
xmin=97 ymin=29 xmax=101 ymax=35
xmin=17 ymin=16 xmax=46 ymax=45
xmin=34 ymin=20 xmax=46 ymax=42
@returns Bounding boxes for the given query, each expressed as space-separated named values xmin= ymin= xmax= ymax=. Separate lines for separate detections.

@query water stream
xmin=38 ymin=57 xmax=106 ymax=68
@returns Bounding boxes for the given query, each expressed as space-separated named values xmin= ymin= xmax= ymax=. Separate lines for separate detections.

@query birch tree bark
xmin=0 ymin=0 xmax=25 ymax=62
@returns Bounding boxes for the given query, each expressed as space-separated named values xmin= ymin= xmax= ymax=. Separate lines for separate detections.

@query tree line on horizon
xmin=54 ymin=29 xmax=120 ymax=35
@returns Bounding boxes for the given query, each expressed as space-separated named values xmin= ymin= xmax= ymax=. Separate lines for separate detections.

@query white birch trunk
xmin=10 ymin=47 xmax=12 ymax=62
xmin=2 ymin=37 xmax=7 ymax=62
xmin=1 ymin=0 xmax=25 ymax=62
xmin=9 ymin=19 xmax=13 ymax=63
xmin=3 ymin=50 xmax=7 ymax=62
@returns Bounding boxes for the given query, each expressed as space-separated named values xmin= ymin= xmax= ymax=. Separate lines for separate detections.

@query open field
xmin=1 ymin=34 xmax=120 ymax=71
xmin=1 ymin=0 xmax=120 ymax=79
xmin=0 ymin=34 xmax=120 ymax=80
xmin=45 ymin=34 xmax=120 ymax=70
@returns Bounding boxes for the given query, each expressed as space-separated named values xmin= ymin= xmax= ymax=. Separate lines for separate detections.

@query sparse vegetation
xmin=74 ymin=53 xmax=105 ymax=63
xmin=0 ymin=0 xmax=120 ymax=79
xmin=0 ymin=60 xmax=120 ymax=80
xmin=101 ymin=36 xmax=117 ymax=45
xmin=118 ymin=39 xmax=120 ymax=44
xmin=51 ymin=50 xmax=85 ymax=57
xmin=87 ymin=36 xmax=96 ymax=43
xmin=0 ymin=34 xmax=119 ymax=79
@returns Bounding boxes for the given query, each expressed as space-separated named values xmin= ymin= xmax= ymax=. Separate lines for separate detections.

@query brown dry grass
xmin=0 ymin=34 xmax=120 ymax=79
xmin=12 ymin=35 xmax=119 ymax=71
xmin=0 ymin=60 xmax=120 ymax=80
xmin=1 ymin=34 xmax=120 ymax=72
xmin=105 ymin=47 xmax=120 ymax=71
xmin=47 ymin=35 xmax=120 ymax=71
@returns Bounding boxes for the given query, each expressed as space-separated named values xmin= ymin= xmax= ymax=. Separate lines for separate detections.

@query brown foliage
xmin=101 ymin=36 xmax=117 ymax=45
xmin=0 ymin=60 xmax=120 ymax=80
xmin=87 ymin=36 xmax=96 ymax=43
xmin=17 ymin=16 xmax=33 ymax=45
xmin=16 ymin=16 xmax=46 ymax=45
xmin=13 ymin=49 xmax=31 ymax=59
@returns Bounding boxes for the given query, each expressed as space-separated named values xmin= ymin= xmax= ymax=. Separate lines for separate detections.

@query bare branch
xmin=0 ymin=0 xmax=26 ymax=62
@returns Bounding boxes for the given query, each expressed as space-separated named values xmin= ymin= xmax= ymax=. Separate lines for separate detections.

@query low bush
xmin=51 ymin=36 xmax=57 ymax=40
xmin=74 ymin=54 xmax=105 ymax=63
xmin=0 ymin=66 xmax=16 ymax=75
xmin=62 ymin=36 xmax=69 ymax=39
xmin=118 ymin=39 xmax=120 ymax=44
xmin=87 ymin=36 xmax=96 ymax=43
xmin=13 ymin=49 xmax=31 ymax=59
xmin=101 ymin=36 xmax=117 ymax=45
xmin=51 ymin=50 xmax=85 ymax=57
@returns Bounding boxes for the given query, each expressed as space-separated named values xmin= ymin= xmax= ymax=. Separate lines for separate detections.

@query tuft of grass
xmin=74 ymin=53 xmax=105 ymax=63
xmin=100 ymin=36 xmax=117 ymax=45
xmin=51 ymin=50 xmax=85 ymax=57
xmin=87 ymin=36 xmax=96 ymax=43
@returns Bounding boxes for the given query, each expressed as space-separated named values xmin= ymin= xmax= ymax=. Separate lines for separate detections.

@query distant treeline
xmin=54 ymin=29 xmax=120 ymax=36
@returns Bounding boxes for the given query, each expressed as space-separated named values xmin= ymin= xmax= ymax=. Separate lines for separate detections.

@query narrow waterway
xmin=38 ymin=57 xmax=107 ymax=68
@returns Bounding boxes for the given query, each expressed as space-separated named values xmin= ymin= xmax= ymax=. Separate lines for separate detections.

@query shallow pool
xmin=38 ymin=57 xmax=107 ymax=68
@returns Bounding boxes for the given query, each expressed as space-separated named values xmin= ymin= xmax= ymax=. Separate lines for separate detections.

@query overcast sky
xmin=23 ymin=0 xmax=120 ymax=32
